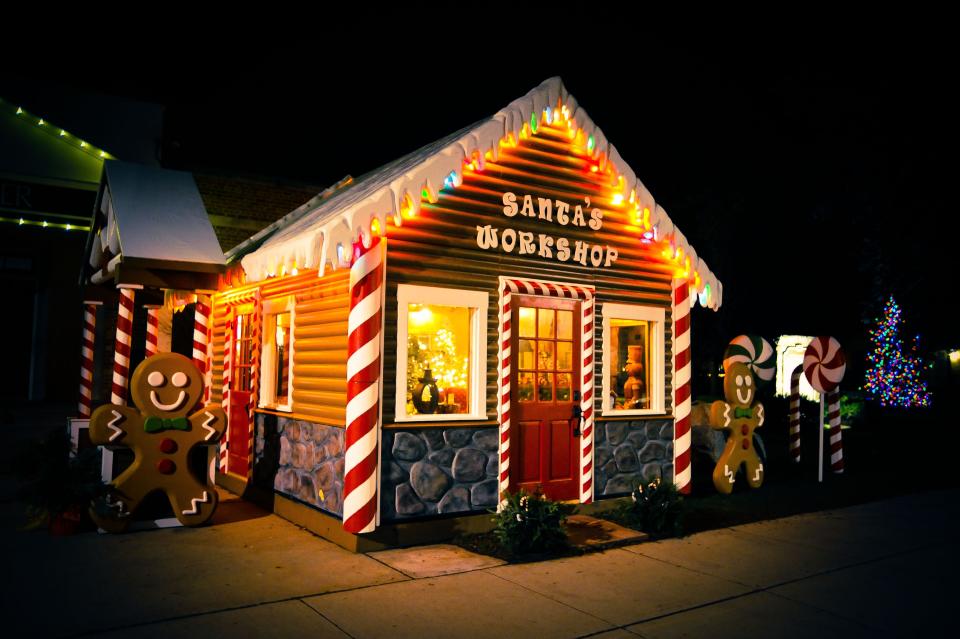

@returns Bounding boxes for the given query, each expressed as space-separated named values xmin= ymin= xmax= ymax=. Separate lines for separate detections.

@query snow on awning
xmin=235 ymin=77 xmax=723 ymax=309
xmin=85 ymin=161 xmax=226 ymax=289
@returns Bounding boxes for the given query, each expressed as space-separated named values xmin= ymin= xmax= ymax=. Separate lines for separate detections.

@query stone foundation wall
xmin=381 ymin=427 xmax=500 ymax=521
xmin=256 ymin=413 xmax=345 ymax=515
xmin=593 ymin=419 xmax=674 ymax=497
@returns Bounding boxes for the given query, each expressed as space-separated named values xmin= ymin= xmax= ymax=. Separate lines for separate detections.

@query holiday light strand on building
xmin=863 ymin=296 xmax=932 ymax=407
xmin=0 ymin=98 xmax=116 ymax=161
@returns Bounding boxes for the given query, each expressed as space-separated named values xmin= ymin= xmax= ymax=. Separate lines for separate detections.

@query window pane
xmin=407 ymin=304 xmax=471 ymax=415
xmin=537 ymin=341 xmax=554 ymax=371
xmin=557 ymin=310 xmax=573 ymax=340
xmin=518 ymin=372 xmax=535 ymax=402
xmin=538 ymin=373 xmax=553 ymax=401
xmin=274 ymin=312 xmax=291 ymax=403
xmin=557 ymin=374 xmax=572 ymax=401
xmin=518 ymin=339 xmax=535 ymax=370
xmin=556 ymin=342 xmax=573 ymax=371
xmin=608 ymin=319 xmax=651 ymax=410
xmin=538 ymin=309 xmax=555 ymax=338
xmin=518 ymin=307 xmax=536 ymax=337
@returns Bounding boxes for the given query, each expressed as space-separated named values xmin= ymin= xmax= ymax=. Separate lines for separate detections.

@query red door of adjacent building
xmin=227 ymin=311 xmax=253 ymax=477
xmin=510 ymin=295 xmax=580 ymax=501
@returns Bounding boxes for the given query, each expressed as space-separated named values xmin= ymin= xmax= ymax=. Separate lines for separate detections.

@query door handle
xmin=571 ymin=390 xmax=582 ymax=437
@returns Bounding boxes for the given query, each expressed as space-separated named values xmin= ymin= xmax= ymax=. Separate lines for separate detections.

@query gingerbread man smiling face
xmin=709 ymin=362 xmax=765 ymax=494
xmin=89 ymin=353 xmax=226 ymax=532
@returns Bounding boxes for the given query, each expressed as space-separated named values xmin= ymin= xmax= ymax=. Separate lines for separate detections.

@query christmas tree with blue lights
xmin=863 ymin=296 xmax=932 ymax=407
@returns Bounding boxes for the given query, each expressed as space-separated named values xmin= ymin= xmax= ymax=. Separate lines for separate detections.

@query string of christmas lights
xmin=863 ymin=296 xmax=932 ymax=407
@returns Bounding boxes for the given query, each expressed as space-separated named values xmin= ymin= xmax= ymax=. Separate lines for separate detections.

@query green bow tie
xmin=734 ymin=407 xmax=754 ymax=419
xmin=144 ymin=416 xmax=190 ymax=433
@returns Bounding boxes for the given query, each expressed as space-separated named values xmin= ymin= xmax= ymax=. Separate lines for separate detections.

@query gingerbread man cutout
xmin=89 ymin=353 xmax=226 ymax=532
xmin=708 ymin=362 xmax=765 ymax=494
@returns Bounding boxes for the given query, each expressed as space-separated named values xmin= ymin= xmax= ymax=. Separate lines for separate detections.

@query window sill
xmin=393 ymin=413 xmax=489 ymax=424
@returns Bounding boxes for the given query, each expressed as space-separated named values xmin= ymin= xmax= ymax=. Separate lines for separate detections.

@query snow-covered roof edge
xmin=239 ymin=77 xmax=723 ymax=309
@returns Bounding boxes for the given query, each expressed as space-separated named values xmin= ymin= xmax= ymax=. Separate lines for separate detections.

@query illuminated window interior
xmin=607 ymin=318 xmax=651 ymax=410
xmin=516 ymin=307 xmax=575 ymax=403
xmin=406 ymin=304 xmax=471 ymax=415
xmin=273 ymin=312 xmax=291 ymax=403
xmin=232 ymin=313 xmax=253 ymax=392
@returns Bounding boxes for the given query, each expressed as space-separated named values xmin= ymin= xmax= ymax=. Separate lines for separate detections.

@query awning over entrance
xmin=82 ymin=161 xmax=226 ymax=292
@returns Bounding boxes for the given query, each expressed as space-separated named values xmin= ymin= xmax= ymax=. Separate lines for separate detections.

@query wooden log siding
xmin=212 ymin=268 xmax=351 ymax=428
xmin=383 ymin=122 xmax=676 ymax=425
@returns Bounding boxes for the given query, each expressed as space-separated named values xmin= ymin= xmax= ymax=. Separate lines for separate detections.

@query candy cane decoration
xmin=220 ymin=306 xmax=234 ymax=473
xmin=193 ymin=297 xmax=210 ymax=379
xmin=343 ymin=236 xmax=384 ymax=534
xmin=78 ymin=301 xmax=100 ymax=417
xmin=111 ymin=287 xmax=136 ymax=406
xmin=145 ymin=305 xmax=160 ymax=358
xmin=672 ymin=278 xmax=692 ymax=494
xmin=497 ymin=280 xmax=513 ymax=502
xmin=580 ymin=295 xmax=595 ymax=504
xmin=827 ymin=390 xmax=844 ymax=473
xmin=803 ymin=336 xmax=846 ymax=482
xmin=789 ymin=365 xmax=802 ymax=463
xmin=247 ymin=292 xmax=262 ymax=476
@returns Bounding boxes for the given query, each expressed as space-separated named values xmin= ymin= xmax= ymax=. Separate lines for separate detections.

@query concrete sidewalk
xmin=1 ymin=489 xmax=955 ymax=638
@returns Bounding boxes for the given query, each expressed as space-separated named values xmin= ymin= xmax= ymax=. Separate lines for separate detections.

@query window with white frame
xmin=260 ymin=296 xmax=295 ymax=411
xmin=396 ymin=285 xmax=488 ymax=421
xmin=601 ymin=303 xmax=665 ymax=415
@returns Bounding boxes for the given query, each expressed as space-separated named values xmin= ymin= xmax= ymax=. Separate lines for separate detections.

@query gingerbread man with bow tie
xmin=709 ymin=361 xmax=765 ymax=494
xmin=89 ymin=353 xmax=226 ymax=532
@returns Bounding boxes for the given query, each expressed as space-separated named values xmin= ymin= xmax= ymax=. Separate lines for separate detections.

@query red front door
xmin=227 ymin=311 xmax=253 ymax=477
xmin=510 ymin=295 xmax=580 ymax=501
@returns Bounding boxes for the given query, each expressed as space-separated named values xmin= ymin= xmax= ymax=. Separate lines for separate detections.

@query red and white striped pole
xmin=144 ymin=305 xmax=160 ymax=358
xmin=343 ymin=236 xmax=384 ymax=534
xmin=827 ymin=390 xmax=844 ymax=473
xmin=247 ymin=293 xmax=261 ymax=475
xmin=220 ymin=307 xmax=234 ymax=473
xmin=111 ymin=286 xmax=137 ymax=406
xmin=579 ymin=296 xmax=595 ymax=504
xmin=672 ymin=279 xmax=692 ymax=494
xmin=193 ymin=296 xmax=210 ymax=381
xmin=789 ymin=365 xmax=802 ymax=463
xmin=78 ymin=301 xmax=101 ymax=417
xmin=498 ymin=280 xmax=513 ymax=502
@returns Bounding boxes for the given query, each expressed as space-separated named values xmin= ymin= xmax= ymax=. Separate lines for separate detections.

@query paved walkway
xmin=1 ymin=489 xmax=954 ymax=638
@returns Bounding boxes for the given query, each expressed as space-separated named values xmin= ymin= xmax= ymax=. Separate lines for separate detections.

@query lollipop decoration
xmin=723 ymin=334 xmax=776 ymax=384
xmin=803 ymin=336 xmax=846 ymax=481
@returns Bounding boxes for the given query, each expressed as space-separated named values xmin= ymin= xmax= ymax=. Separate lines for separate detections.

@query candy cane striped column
xmin=580 ymin=296 xmax=595 ymax=504
xmin=78 ymin=301 xmax=101 ymax=417
xmin=144 ymin=306 xmax=160 ymax=358
xmin=193 ymin=297 xmax=210 ymax=379
xmin=220 ymin=306 xmax=234 ymax=473
xmin=672 ymin=279 xmax=692 ymax=494
xmin=827 ymin=390 xmax=844 ymax=473
xmin=789 ymin=365 xmax=802 ymax=463
xmin=247 ymin=293 xmax=262 ymax=476
xmin=111 ymin=287 xmax=137 ymax=406
xmin=343 ymin=236 xmax=384 ymax=534
xmin=497 ymin=280 xmax=513 ymax=502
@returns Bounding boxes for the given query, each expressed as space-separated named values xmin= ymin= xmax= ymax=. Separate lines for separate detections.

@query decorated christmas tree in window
xmin=863 ymin=296 xmax=932 ymax=407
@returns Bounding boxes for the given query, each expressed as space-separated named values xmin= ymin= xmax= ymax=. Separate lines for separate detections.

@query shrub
xmin=492 ymin=488 xmax=572 ymax=555
xmin=621 ymin=477 xmax=684 ymax=538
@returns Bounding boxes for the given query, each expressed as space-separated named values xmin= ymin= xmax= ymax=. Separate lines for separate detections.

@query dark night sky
xmin=4 ymin=13 xmax=955 ymax=379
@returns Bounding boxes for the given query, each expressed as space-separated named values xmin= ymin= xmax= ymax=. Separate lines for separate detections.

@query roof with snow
xmin=232 ymin=77 xmax=723 ymax=309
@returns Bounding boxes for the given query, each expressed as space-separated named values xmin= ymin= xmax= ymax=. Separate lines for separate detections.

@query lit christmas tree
xmin=863 ymin=296 xmax=932 ymax=407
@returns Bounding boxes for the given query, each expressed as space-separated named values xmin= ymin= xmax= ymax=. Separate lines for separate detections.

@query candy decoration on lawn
xmin=788 ymin=365 xmax=802 ymax=463
xmin=709 ymin=347 xmax=766 ymax=494
xmin=111 ymin=287 xmax=136 ymax=406
xmin=723 ymin=334 xmax=775 ymax=384
xmin=827 ymin=390 xmax=844 ymax=473
xmin=803 ymin=336 xmax=846 ymax=393
xmin=78 ymin=301 xmax=100 ymax=418
xmin=672 ymin=278 xmax=693 ymax=494
xmin=343 ymin=236 xmax=384 ymax=534
xmin=803 ymin=336 xmax=846 ymax=481
xmin=88 ymin=353 xmax=226 ymax=532
xmin=145 ymin=305 xmax=160 ymax=357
